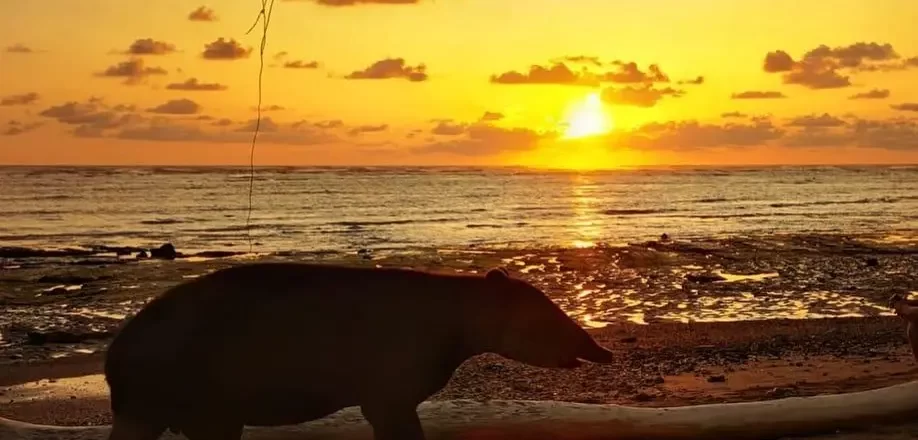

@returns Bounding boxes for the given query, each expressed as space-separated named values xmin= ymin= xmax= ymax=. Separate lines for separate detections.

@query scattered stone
xmin=37 ymin=274 xmax=99 ymax=284
xmin=620 ymin=336 xmax=638 ymax=343
xmin=483 ymin=364 xmax=506 ymax=373
xmin=707 ymin=374 xmax=727 ymax=383
xmin=633 ymin=392 xmax=654 ymax=402
xmin=865 ymin=257 xmax=880 ymax=267
xmin=150 ymin=243 xmax=177 ymax=260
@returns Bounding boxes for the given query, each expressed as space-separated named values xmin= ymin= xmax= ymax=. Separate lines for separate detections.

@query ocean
xmin=1 ymin=165 xmax=916 ymax=253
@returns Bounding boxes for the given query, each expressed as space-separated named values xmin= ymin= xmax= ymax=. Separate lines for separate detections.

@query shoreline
xmin=2 ymin=316 xmax=918 ymax=426
xmin=2 ymin=232 xmax=918 ymax=428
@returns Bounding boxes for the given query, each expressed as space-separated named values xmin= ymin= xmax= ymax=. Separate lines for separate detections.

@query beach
xmin=2 ymin=232 xmax=918 ymax=431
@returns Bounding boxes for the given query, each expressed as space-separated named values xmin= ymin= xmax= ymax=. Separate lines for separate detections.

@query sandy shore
xmin=2 ymin=233 xmax=918 ymax=434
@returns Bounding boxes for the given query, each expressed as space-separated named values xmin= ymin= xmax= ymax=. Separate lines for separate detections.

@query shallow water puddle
xmin=2 ymin=374 xmax=108 ymax=402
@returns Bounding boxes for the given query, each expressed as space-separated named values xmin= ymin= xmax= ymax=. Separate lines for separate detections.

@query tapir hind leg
xmin=361 ymin=403 xmax=425 ymax=440
xmin=108 ymin=415 xmax=166 ymax=440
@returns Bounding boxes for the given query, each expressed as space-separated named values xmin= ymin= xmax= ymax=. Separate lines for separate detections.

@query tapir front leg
xmin=361 ymin=402 xmax=425 ymax=440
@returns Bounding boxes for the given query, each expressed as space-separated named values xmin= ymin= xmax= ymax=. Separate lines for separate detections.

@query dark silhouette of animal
xmin=104 ymin=263 xmax=615 ymax=440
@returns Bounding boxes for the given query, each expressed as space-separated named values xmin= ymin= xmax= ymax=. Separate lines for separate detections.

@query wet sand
xmin=2 ymin=233 xmax=918 ymax=435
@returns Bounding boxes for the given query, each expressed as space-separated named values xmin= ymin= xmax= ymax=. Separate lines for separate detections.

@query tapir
xmin=103 ymin=263 xmax=616 ymax=440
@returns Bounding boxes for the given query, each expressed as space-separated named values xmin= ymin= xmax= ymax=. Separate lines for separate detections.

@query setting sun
xmin=563 ymin=93 xmax=614 ymax=139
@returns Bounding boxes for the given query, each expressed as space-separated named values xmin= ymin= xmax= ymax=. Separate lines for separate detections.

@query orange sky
xmin=2 ymin=0 xmax=918 ymax=168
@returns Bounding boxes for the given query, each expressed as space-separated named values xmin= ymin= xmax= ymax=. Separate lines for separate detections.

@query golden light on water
xmin=563 ymin=93 xmax=613 ymax=139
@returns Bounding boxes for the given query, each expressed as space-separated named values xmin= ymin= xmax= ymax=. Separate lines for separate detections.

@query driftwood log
xmin=3 ymin=380 xmax=918 ymax=440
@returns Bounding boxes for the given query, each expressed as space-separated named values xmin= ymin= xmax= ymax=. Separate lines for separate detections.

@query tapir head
xmin=480 ymin=267 xmax=615 ymax=368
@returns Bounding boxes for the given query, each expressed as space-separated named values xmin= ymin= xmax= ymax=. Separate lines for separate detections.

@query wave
xmin=602 ymin=209 xmax=676 ymax=215
xmin=768 ymin=197 xmax=909 ymax=208
xmin=140 ymin=218 xmax=185 ymax=225
xmin=329 ymin=217 xmax=460 ymax=227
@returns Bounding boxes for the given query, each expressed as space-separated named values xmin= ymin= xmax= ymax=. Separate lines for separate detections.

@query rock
xmin=0 ymin=247 xmax=94 ymax=259
xmin=865 ymin=257 xmax=880 ymax=267
xmin=44 ymin=286 xmax=70 ymax=296
xmin=150 ymin=243 xmax=177 ymax=260
xmin=707 ymin=375 xmax=727 ymax=383
xmin=633 ymin=392 xmax=654 ymax=402
xmin=37 ymin=274 xmax=98 ymax=284
xmin=136 ymin=251 xmax=148 ymax=259
xmin=25 ymin=329 xmax=113 ymax=345
xmin=620 ymin=336 xmax=638 ymax=343
xmin=660 ymin=233 xmax=671 ymax=242
xmin=483 ymin=364 xmax=506 ymax=373
xmin=686 ymin=272 xmax=727 ymax=283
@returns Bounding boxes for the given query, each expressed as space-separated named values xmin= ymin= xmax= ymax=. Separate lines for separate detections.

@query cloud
xmin=490 ymin=62 xmax=598 ymax=87
xmin=283 ymin=60 xmax=320 ymax=69
xmin=762 ymin=42 xmax=913 ymax=90
xmin=555 ymin=55 xmax=602 ymax=66
xmin=307 ymin=0 xmax=421 ymax=5
xmin=188 ymin=6 xmax=217 ymax=21
xmin=201 ymin=38 xmax=251 ymax=60
xmin=763 ymin=50 xmax=795 ymax=73
xmin=417 ymin=123 xmax=553 ymax=156
xmin=600 ymin=85 xmax=684 ymax=107
xmin=2 ymin=120 xmax=42 ymax=136
xmin=731 ymin=90 xmax=786 ymax=99
xmin=849 ymin=89 xmax=890 ymax=100
xmin=849 ymin=118 xmax=918 ymax=150
xmin=431 ymin=121 xmax=467 ymax=136
xmin=721 ymin=112 xmax=748 ymax=118
xmin=147 ymin=99 xmax=201 ymax=115
xmin=116 ymin=117 xmax=340 ymax=145
xmin=166 ymin=78 xmax=228 ymax=91
xmin=891 ymin=103 xmax=918 ymax=112
xmin=344 ymin=58 xmax=427 ymax=81
xmin=96 ymin=58 xmax=168 ymax=85
xmin=1 ymin=92 xmax=40 ymax=106
xmin=480 ymin=111 xmax=504 ymax=122
xmin=786 ymin=113 xmax=847 ymax=128
xmin=5 ymin=43 xmax=35 ymax=54
xmin=348 ymin=124 xmax=389 ymax=135
xmin=125 ymin=38 xmax=176 ymax=55
xmin=252 ymin=105 xmax=286 ymax=112
xmin=601 ymin=62 xmax=669 ymax=84
xmin=678 ymin=76 xmax=705 ymax=85
xmin=39 ymin=99 xmax=144 ymax=136
xmin=617 ymin=119 xmax=785 ymax=150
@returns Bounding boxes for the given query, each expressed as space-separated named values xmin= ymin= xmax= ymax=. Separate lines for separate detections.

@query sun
xmin=563 ymin=93 xmax=613 ymax=139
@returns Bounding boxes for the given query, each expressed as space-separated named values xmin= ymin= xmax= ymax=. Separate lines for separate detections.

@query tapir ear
xmin=485 ymin=266 xmax=510 ymax=282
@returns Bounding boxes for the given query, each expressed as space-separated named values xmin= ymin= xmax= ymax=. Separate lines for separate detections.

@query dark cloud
xmin=2 ymin=120 xmax=42 ymax=136
xmin=274 ymin=51 xmax=289 ymax=60
xmin=166 ymin=78 xmax=228 ymax=91
xmin=431 ymin=121 xmax=467 ymax=136
xmin=786 ymin=113 xmax=847 ymax=128
xmin=96 ymin=58 xmax=168 ymax=85
xmin=125 ymin=38 xmax=176 ymax=55
xmin=284 ymin=60 xmax=320 ymax=69
xmin=721 ymin=112 xmax=748 ymax=119
xmin=600 ymin=86 xmax=684 ymax=107
xmin=344 ymin=58 xmax=427 ymax=81
xmin=212 ymin=118 xmax=234 ymax=127
xmin=201 ymin=38 xmax=251 ymax=60
xmin=601 ymin=62 xmax=669 ymax=84
xmin=763 ymin=42 xmax=912 ymax=90
xmin=313 ymin=120 xmax=344 ymax=129
xmin=490 ymin=63 xmax=598 ymax=87
xmin=849 ymin=89 xmax=890 ymax=100
xmin=147 ymin=99 xmax=201 ymax=115
xmin=348 ymin=124 xmax=389 ymax=135
xmin=731 ymin=91 xmax=786 ymax=99
xmin=480 ymin=111 xmax=504 ymax=122
xmin=891 ymin=103 xmax=918 ymax=112
xmin=417 ymin=123 xmax=552 ymax=156
xmin=678 ymin=76 xmax=705 ymax=85
xmin=188 ymin=6 xmax=217 ymax=21
xmin=6 ymin=43 xmax=34 ymax=54
xmin=1 ymin=92 xmax=40 ymax=106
